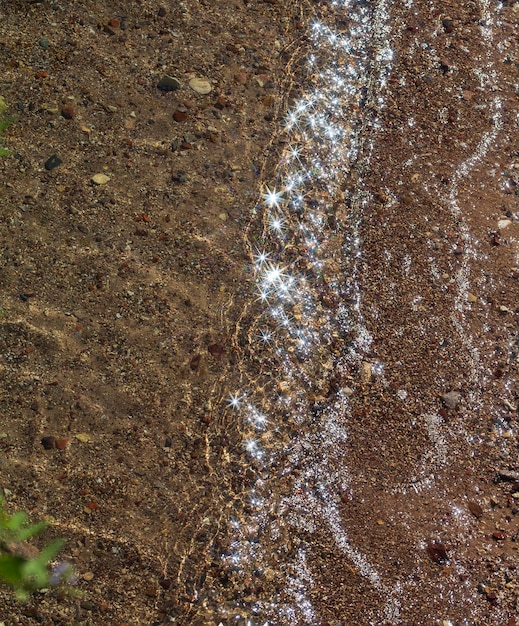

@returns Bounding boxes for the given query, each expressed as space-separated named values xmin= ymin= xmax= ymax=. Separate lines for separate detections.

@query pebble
xmin=498 ymin=470 xmax=519 ymax=482
xmin=55 ymin=438 xmax=71 ymax=450
xmin=468 ymin=501 xmax=483 ymax=518
xmin=61 ymin=104 xmax=75 ymax=119
xmin=75 ymin=433 xmax=91 ymax=443
xmin=189 ymin=77 xmax=212 ymax=95
xmin=426 ymin=541 xmax=449 ymax=564
xmin=361 ymin=361 xmax=372 ymax=383
xmin=498 ymin=219 xmax=512 ymax=230
xmin=467 ymin=292 xmax=477 ymax=303
xmin=173 ymin=110 xmax=188 ymax=122
xmin=44 ymin=154 xmax=62 ymax=171
xmin=215 ymin=95 xmax=228 ymax=109
xmin=234 ymin=72 xmax=248 ymax=84
xmin=82 ymin=571 xmax=95 ymax=581
xmin=38 ymin=38 xmax=49 ymax=49
xmin=91 ymin=173 xmax=110 ymax=185
xmin=441 ymin=391 xmax=460 ymax=409
xmin=442 ymin=18 xmax=454 ymax=33
xmin=41 ymin=436 xmax=56 ymax=450
xmin=157 ymin=75 xmax=181 ymax=92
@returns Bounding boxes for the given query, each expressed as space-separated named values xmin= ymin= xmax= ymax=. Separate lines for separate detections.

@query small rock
xmin=75 ymin=433 xmax=91 ymax=443
xmin=468 ymin=501 xmax=483 ymax=518
xmin=208 ymin=342 xmax=225 ymax=359
xmin=82 ymin=572 xmax=95 ymax=581
xmin=157 ymin=75 xmax=180 ymax=92
xmin=55 ymin=438 xmax=71 ymax=450
xmin=38 ymin=38 xmax=49 ymax=49
xmin=61 ymin=104 xmax=75 ymax=119
xmin=492 ymin=531 xmax=506 ymax=541
xmin=107 ymin=17 xmax=120 ymax=28
xmin=442 ymin=18 xmax=454 ymax=33
xmin=173 ymin=110 xmax=188 ymax=122
xmin=91 ymin=173 xmax=110 ymax=185
xmin=467 ymin=292 xmax=477 ymax=303
xmin=41 ymin=436 xmax=56 ymax=450
xmin=189 ymin=77 xmax=212 ymax=95
xmin=80 ymin=600 xmax=96 ymax=611
xmin=44 ymin=154 xmax=62 ymax=171
xmin=171 ymin=172 xmax=188 ymax=183
xmin=441 ymin=391 xmax=460 ymax=410
xmin=498 ymin=219 xmax=512 ymax=230
xmin=145 ymin=585 xmax=158 ymax=598
xmin=164 ymin=437 xmax=172 ymax=448
xmin=497 ymin=470 xmax=519 ymax=482
xmin=218 ymin=212 xmax=228 ymax=221
xmin=427 ymin=541 xmax=449 ymax=564
xmin=215 ymin=95 xmax=228 ymax=109
xmin=361 ymin=361 xmax=372 ymax=383
xmin=234 ymin=72 xmax=248 ymax=84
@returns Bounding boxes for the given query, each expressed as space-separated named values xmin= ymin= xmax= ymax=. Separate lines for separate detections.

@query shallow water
xmin=222 ymin=0 xmax=519 ymax=623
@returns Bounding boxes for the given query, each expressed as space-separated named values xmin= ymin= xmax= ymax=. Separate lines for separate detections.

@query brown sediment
xmin=0 ymin=0 xmax=518 ymax=624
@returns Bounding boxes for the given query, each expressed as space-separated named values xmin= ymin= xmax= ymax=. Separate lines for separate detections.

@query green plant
xmin=0 ymin=497 xmax=67 ymax=600
xmin=0 ymin=96 xmax=14 ymax=157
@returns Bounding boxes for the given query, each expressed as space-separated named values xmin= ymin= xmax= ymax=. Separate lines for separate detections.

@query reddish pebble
xmin=61 ymin=104 xmax=75 ymax=119
xmin=426 ymin=541 xmax=449 ymax=564
xmin=107 ymin=18 xmax=120 ymax=28
xmin=35 ymin=70 xmax=48 ymax=78
xmin=208 ymin=342 xmax=225 ymax=360
xmin=492 ymin=531 xmax=507 ymax=541
xmin=55 ymin=438 xmax=71 ymax=450
xmin=234 ymin=72 xmax=248 ymax=84
xmin=215 ymin=95 xmax=228 ymax=109
xmin=173 ymin=111 xmax=187 ymax=122
xmin=86 ymin=501 xmax=99 ymax=511
xmin=468 ymin=501 xmax=483 ymax=518
xmin=190 ymin=354 xmax=201 ymax=370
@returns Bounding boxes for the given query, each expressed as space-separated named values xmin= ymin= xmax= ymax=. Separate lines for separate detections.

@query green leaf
xmin=4 ymin=511 xmax=27 ymax=532
xmin=0 ymin=555 xmax=25 ymax=586
xmin=36 ymin=538 xmax=65 ymax=565
xmin=21 ymin=559 xmax=48 ymax=588
xmin=0 ymin=116 xmax=14 ymax=133
xmin=0 ymin=147 xmax=9 ymax=157
xmin=16 ymin=521 xmax=48 ymax=542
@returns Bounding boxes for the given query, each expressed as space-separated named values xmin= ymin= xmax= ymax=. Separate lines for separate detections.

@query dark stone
xmin=41 ymin=436 xmax=56 ymax=450
xmin=157 ymin=75 xmax=180 ymax=92
xmin=44 ymin=154 xmax=62 ymax=170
